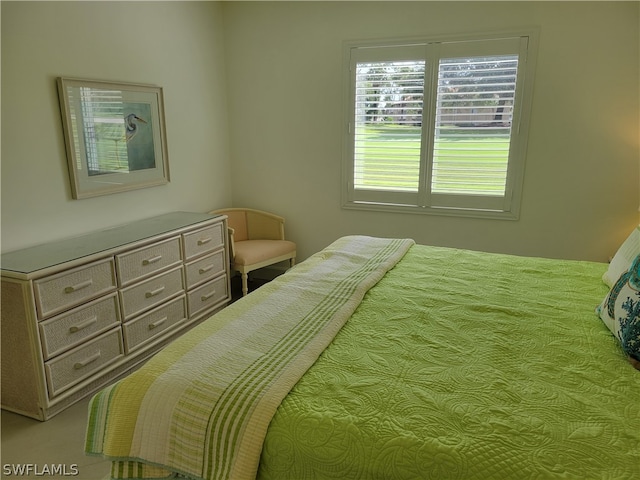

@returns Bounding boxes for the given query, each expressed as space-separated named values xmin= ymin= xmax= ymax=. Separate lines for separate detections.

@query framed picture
xmin=57 ymin=77 xmax=170 ymax=199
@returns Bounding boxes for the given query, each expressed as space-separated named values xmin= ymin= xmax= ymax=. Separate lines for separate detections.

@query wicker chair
xmin=210 ymin=208 xmax=296 ymax=296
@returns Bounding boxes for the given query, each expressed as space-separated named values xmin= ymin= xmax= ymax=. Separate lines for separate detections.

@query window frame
xmin=341 ymin=30 xmax=539 ymax=220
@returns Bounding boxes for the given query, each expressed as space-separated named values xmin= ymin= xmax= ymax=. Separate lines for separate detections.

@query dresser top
xmin=1 ymin=212 xmax=222 ymax=275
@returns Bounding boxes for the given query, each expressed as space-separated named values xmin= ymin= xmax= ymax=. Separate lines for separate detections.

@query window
xmin=342 ymin=32 xmax=537 ymax=219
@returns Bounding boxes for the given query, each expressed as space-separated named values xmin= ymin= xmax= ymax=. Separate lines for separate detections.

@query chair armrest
xmin=227 ymin=227 xmax=236 ymax=260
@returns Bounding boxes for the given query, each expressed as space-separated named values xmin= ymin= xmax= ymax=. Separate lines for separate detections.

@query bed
xmin=86 ymin=235 xmax=640 ymax=480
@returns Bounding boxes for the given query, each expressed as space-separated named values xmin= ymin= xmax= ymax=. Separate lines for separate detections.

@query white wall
xmin=222 ymin=1 xmax=640 ymax=262
xmin=1 ymin=1 xmax=232 ymax=252
xmin=2 ymin=1 xmax=638 ymax=263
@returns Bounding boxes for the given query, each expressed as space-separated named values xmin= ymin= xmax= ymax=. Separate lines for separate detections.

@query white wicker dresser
xmin=1 ymin=212 xmax=230 ymax=420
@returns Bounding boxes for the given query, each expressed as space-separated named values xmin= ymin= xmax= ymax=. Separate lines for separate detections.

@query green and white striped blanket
xmin=85 ymin=235 xmax=414 ymax=480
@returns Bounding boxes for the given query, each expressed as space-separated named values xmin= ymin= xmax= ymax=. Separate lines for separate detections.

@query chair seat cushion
xmin=233 ymin=240 xmax=296 ymax=267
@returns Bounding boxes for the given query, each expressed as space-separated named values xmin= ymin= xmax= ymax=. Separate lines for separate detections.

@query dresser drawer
xmin=187 ymin=275 xmax=228 ymax=317
xmin=120 ymin=266 xmax=185 ymax=320
xmin=116 ymin=237 xmax=182 ymax=286
xmin=183 ymin=223 xmax=224 ymax=260
xmin=34 ymin=259 xmax=117 ymax=319
xmin=39 ymin=293 xmax=120 ymax=360
xmin=44 ymin=328 xmax=123 ymax=397
xmin=123 ymin=295 xmax=187 ymax=353
xmin=184 ymin=250 xmax=226 ymax=289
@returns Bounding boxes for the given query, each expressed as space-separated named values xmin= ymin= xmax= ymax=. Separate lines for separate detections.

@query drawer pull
xmin=201 ymin=291 xmax=216 ymax=302
xmin=69 ymin=316 xmax=98 ymax=333
xmin=73 ymin=351 xmax=101 ymax=370
xmin=197 ymin=237 xmax=212 ymax=246
xmin=145 ymin=286 xmax=166 ymax=298
xmin=64 ymin=279 xmax=93 ymax=294
xmin=148 ymin=316 xmax=168 ymax=330
xmin=142 ymin=255 xmax=163 ymax=266
xmin=198 ymin=265 xmax=214 ymax=274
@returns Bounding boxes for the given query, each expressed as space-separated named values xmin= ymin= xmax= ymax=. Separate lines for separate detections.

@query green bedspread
xmin=87 ymin=240 xmax=640 ymax=480
xmin=257 ymin=245 xmax=640 ymax=480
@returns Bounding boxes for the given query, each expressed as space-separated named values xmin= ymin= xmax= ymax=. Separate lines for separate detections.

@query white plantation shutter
xmin=432 ymin=55 xmax=517 ymax=196
xmin=354 ymin=60 xmax=425 ymax=193
xmin=344 ymin=33 xmax=536 ymax=219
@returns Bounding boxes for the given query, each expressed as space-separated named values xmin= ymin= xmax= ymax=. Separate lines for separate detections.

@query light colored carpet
xmin=1 ymin=396 xmax=110 ymax=479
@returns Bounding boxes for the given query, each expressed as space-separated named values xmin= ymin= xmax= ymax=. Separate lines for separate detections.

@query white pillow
xmin=603 ymin=225 xmax=640 ymax=287
xmin=597 ymin=254 xmax=640 ymax=370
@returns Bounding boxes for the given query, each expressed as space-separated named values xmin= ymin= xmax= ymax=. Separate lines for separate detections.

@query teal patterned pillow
xmin=597 ymin=254 xmax=640 ymax=370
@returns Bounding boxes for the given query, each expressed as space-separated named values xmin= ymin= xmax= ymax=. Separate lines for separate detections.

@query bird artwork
xmin=125 ymin=113 xmax=147 ymax=142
